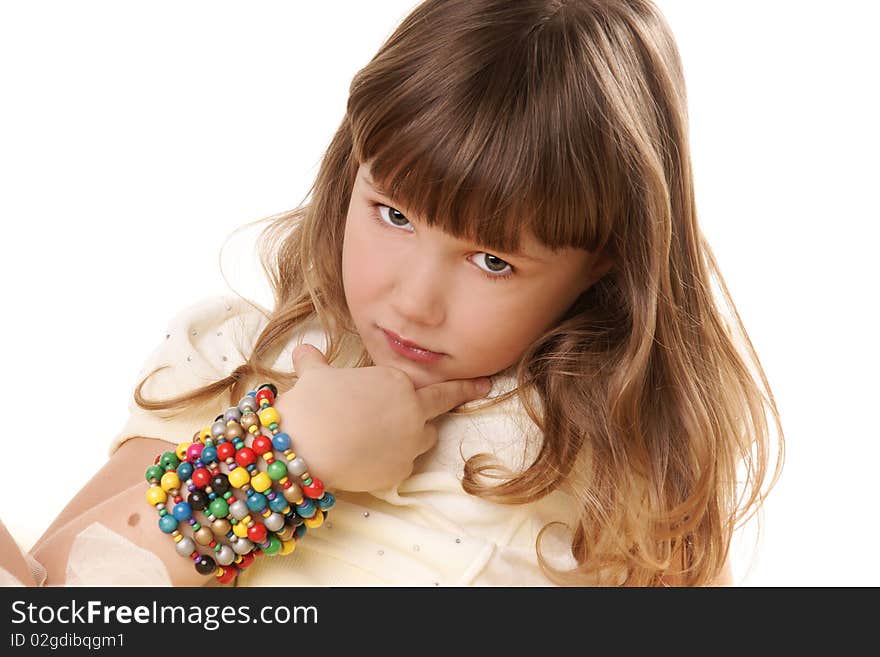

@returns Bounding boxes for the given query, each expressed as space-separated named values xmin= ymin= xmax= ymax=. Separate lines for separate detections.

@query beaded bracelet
xmin=144 ymin=383 xmax=336 ymax=583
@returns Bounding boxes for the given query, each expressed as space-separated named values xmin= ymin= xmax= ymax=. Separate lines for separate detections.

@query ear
xmin=582 ymin=251 xmax=614 ymax=292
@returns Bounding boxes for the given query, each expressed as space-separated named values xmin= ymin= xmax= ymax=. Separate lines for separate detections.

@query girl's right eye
xmin=371 ymin=204 xmax=414 ymax=233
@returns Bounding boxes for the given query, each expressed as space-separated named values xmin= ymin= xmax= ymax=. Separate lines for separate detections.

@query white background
xmin=1 ymin=1 xmax=877 ymax=585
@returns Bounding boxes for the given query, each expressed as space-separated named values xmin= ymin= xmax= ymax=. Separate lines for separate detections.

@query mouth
xmin=380 ymin=327 xmax=445 ymax=363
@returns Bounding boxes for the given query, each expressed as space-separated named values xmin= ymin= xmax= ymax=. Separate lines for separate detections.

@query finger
xmin=414 ymin=423 xmax=439 ymax=457
xmin=416 ymin=377 xmax=492 ymax=421
xmin=291 ymin=343 xmax=329 ymax=375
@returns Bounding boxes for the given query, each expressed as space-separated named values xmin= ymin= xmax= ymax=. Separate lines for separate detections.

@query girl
xmin=14 ymin=0 xmax=783 ymax=587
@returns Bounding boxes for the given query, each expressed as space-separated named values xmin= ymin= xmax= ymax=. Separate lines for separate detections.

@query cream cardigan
xmin=107 ymin=295 xmax=583 ymax=586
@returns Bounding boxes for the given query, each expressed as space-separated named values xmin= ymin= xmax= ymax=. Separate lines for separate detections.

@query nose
xmin=389 ymin=252 xmax=446 ymax=328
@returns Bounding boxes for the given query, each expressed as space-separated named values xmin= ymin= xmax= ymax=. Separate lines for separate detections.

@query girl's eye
xmin=371 ymin=203 xmax=516 ymax=282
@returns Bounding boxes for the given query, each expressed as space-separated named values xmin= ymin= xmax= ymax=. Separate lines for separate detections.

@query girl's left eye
xmin=370 ymin=203 xmax=515 ymax=282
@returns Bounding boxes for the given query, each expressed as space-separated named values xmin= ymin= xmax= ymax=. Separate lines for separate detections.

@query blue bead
xmin=172 ymin=502 xmax=192 ymax=521
xmin=317 ymin=492 xmax=336 ymax=510
xmin=269 ymin=496 xmax=289 ymax=513
xmin=247 ymin=391 xmax=257 ymax=397
xmin=158 ymin=515 xmax=178 ymax=533
xmin=246 ymin=492 xmax=267 ymax=512
xmin=201 ymin=446 xmax=218 ymax=463
xmin=176 ymin=462 xmax=194 ymax=480
xmin=271 ymin=432 xmax=291 ymax=451
xmin=296 ymin=498 xmax=316 ymax=517
xmin=294 ymin=524 xmax=307 ymax=539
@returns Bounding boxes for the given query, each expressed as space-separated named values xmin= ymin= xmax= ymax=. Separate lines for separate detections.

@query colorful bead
xmin=303 ymin=478 xmax=324 ymax=499
xmin=160 ymin=471 xmax=181 ymax=492
xmin=145 ymin=465 xmax=164 ymax=482
xmin=257 ymin=406 xmax=280 ymax=429
xmin=146 ymin=487 xmax=167 ymax=505
xmin=252 ymin=435 xmax=273 ymax=455
xmin=267 ymin=460 xmax=288 ymax=481
xmin=228 ymin=467 xmax=251 ymax=489
xmin=251 ymin=472 xmax=272 ymax=493
xmin=159 ymin=451 xmax=180 ymax=470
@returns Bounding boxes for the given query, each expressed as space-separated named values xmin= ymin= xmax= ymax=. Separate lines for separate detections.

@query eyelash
xmin=369 ymin=203 xmax=516 ymax=282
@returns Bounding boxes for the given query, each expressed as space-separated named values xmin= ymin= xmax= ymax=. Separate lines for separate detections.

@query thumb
xmin=292 ymin=343 xmax=329 ymax=375
xmin=416 ymin=376 xmax=493 ymax=421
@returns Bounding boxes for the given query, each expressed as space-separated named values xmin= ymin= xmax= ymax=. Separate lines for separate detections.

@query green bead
xmin=158 ymin=508 xmax=168 ymax=517
xmin=267 ymin=461 xmax=287 ymax=481
xmin=223 ymin=491 xmax=233 ymax=500
xmin=269 ymin=422 xmax=279 ymax=431
xmin=159 ymin=451 xmax=180 ymax=470
xmin=192 ymin=522 xmax=201 ymax=531
xmin=145 ymin=465 xmax=164 ymax=482
xmin=209 ymin=498 xmax=229 ymax=518
xmin=264 ymin=534 xmax=282 ymax=556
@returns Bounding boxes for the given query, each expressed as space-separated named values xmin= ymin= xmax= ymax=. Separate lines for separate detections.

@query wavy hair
xmin=134 ymin=0 xmax=784 ymax=586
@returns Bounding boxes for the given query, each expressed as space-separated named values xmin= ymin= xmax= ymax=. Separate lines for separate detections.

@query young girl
xmin=11 ymin=0 xmax=784 ymax=587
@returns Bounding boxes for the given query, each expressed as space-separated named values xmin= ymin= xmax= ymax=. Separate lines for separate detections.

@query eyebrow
xmin=362 ymin=173 xmax=545 ymax=264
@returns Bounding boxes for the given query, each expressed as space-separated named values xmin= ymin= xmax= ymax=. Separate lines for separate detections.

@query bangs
xmin=346 ymin=1 xmax=623 ymax=259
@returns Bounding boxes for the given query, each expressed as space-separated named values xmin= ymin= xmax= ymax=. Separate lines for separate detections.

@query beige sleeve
xmin=108 ymin=294 xmax=268 ymax=457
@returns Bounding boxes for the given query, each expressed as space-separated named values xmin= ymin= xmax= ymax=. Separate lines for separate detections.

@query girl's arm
xmin=28 ymin=436 xmax=221 ymax=587
xmin=0 ymin=518 xmax=41 ymax=586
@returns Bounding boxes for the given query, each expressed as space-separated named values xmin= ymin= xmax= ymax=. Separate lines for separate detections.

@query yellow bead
xmin=279 ymin=539 xmax=296 ymax=555
xmin=228 ymin=467 xmax=251 ymax=489
xmin=303 ymin=509 xmax=324 ymax=528
xmin=200 ymin=427 xmax=212 ymax=441
xmin=146 ymin=486 xmax=167 ymax=505
xmin=160 ymin=472 xmax=180 ymax=492
xmin=175 ymin=441 xmax=192 ymax=460
xmin=257 ymin=407 xmax=280 ymax=427
xmin=233 ymin=523 xmax=249 ymax=538
xmin=251 ymin=472 xmax=272 ymax=493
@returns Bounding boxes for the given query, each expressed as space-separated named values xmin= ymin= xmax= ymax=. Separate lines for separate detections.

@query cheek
xmin=342 ymin=212 xmax=389 ymax=311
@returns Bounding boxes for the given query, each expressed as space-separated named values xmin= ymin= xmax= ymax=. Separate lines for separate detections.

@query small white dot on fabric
xmin=413 ymin=545 xmax=420 ymax=552
xmin=226 ymin=306 xmax=232 ymax=311
xmin=165 ymin=333 xmax=170 ymax=339
xmin=363 ymin=512 xmax=370 ymax=518
xmin=433 ymin=581 xmax=440 ymax=586
xmin=217 ymin=331 xmax=223 ymax=336
xmin=325 ymin=522 xmax=333 ymax=529
xmin=192 ymin=330 xmax=198 ymax=336
xmin=377 ymin=550 xmax=384 ymax=556
xmin=455 ymin=538 xmax=461 ymax=544
xmin=186 ymin=356 xmax=192 ymax=362
xmin=222 ymin=356 xmax=228 ymax=361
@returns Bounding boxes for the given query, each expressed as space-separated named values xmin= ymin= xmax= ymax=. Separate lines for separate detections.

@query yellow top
xmin=109 ymin=294 xmax=585 ymax=586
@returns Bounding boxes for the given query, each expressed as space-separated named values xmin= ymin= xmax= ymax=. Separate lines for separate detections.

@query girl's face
xmin=342 ymin=162 xmax=610 ymax=390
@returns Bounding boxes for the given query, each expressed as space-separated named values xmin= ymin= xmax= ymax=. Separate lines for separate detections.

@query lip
xmin=380 ymin=327 xmax=444 ymax=363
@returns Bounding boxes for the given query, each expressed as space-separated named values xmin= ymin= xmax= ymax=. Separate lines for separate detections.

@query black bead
xmin=210 ymin=473 xmax=230 ymax=495
xmin=194 ymin=555 xmax=216 ymax=575
xmin=215 ymin=414 xmax=225 ymax=422
xmin=189 ymin=490 xmax=208 ymax=511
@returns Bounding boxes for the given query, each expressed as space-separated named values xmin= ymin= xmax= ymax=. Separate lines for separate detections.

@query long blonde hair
xmin=134 ymin=0 xmax=784 ymax=586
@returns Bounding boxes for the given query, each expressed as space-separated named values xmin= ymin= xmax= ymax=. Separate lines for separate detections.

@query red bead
xmin=238 ymin=553 xmax=255 ymax=569
xmin=303 ymin=478 xmax=324 ymax=499
xmin=186 ymin=443 xmax=204 ymax=463
xmin=217 ymin=442 xmax=236 ymax=461
xmin=256 ymin=388 xmax=275 ymax=406
xmin=247 ymin=522 xmax=267 ymax=543
xmin=235 ymin=447 xmax=256 ymax=468
xmin=216 ymin=565 xmax=238 ymax=584
xmin=173 ymin=496 xmax=183 ymax=503
xmin=192 ymin=468 xmax=211 ymax=488
xmin=209 ymin=541 xmax=217 ymax=548
xmin=252 ymin=435 xmax=272 ymax=455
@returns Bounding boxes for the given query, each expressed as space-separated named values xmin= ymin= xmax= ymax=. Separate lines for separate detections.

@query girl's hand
xmin=272 ymin=344 xmax=492 ymax=492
